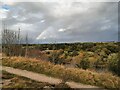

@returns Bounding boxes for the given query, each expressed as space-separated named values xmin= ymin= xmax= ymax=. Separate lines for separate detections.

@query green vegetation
xmin=27 ymin=42 xmax=119 ymax=76
xmin=2 ymin=70 xmax=70 ymax=88
xmin=2 ymin=57 xmax=120 ymax=89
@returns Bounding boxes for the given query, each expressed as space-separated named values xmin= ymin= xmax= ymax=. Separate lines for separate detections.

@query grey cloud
xmin=2 ymin=2 xmax=118 ymax=43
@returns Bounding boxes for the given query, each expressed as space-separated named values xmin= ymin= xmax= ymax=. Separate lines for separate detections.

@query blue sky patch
xmin=2 ymin=4 xmax=10 ymax=10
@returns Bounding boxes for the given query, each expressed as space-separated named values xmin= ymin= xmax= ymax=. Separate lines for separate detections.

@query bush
xmin=108 ymin=53 xmax=119 ymax=75
xmin=77 ymin=58 xmax=90 ymax=70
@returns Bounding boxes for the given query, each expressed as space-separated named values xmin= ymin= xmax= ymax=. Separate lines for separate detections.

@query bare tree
xmin=25 ymin=33 xmax=28 ymax=58
xmin=2 ymin=24 xmax=21 ymax=57
xmin=17 ymin=28 xmax=22 ymax=56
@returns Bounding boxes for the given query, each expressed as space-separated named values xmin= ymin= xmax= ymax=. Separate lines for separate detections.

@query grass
xmin=2 ymin=70 xmax=70 ymax=89
xmin=2 ymin=56 xmax=120 ymax=89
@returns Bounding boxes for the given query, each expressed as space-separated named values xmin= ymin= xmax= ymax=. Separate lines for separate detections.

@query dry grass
xmin=2 ymin=56 xmax=120 ymax=89
xmin=2 ymin=70 xmax=70 ymax=88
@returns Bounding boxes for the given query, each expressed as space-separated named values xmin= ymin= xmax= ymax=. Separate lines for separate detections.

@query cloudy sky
xmin=0 ymin=1 xmax=118 ymax=44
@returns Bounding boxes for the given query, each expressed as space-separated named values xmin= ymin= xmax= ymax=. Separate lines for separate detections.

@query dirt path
xmin=1 ymin=66 xmax=101 ymax=89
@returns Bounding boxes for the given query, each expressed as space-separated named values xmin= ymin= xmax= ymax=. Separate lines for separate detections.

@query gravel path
xmin=1 ymin=66 xmax=102 ymax=89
